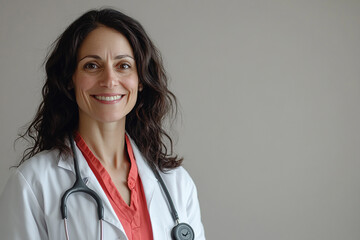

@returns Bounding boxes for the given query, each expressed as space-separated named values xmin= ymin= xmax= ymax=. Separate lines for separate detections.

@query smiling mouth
xmin=93 ymin=95 xmax=123 ymax=101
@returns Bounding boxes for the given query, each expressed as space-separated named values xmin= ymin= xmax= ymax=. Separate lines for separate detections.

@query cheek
xmin=73 ymin=75 xmax=94 ymax=105
xmin=73 ymin=73 xmax=97 ymax=94
xmin=123 ymin=75 xmax=139 ymax=92
xmin=73 ymin=75 xmax=90 ymax=91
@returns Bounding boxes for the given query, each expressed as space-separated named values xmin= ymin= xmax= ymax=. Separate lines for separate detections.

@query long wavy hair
xmin=19 ymin=8 xmax=183 ymax=171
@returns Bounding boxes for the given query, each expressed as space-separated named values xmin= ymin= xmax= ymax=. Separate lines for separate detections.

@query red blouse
xmin=74 ymin=133 xmax=153 ymax=240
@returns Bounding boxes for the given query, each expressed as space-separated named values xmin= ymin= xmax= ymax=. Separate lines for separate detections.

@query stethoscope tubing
xmin=63 ymin=218 xmax=103 ymax=240
xmin=61 ymin=133 xmax=104 ymax=240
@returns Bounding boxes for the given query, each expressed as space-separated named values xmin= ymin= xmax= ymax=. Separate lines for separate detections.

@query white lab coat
xmin=0 ymin=136 xmax=205 ymax=240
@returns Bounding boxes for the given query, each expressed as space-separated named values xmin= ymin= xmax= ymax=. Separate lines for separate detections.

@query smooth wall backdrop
xmin=1 ymin=0 xmax=359 ymax=239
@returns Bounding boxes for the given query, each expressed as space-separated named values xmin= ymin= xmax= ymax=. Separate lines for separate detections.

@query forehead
xmin=77 ymin=26 xmax=134 ymax=57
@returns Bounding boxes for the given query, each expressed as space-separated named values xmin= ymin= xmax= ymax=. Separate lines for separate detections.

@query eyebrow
xmin=78 ymin=54 xmax=134 ymax=62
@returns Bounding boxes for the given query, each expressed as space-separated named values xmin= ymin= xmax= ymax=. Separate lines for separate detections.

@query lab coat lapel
xmin=127 ymin=136 xmax=156 ymax=209
xmin=129 ymin=137 xmax=174 ymax=238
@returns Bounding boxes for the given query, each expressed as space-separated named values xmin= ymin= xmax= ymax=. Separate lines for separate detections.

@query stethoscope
xmin=60 ymin=133 xmax=194 ymax=240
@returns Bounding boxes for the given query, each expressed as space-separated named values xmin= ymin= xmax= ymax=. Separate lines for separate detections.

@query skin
xmin=72 ymin=26 xmax=139 ymax=205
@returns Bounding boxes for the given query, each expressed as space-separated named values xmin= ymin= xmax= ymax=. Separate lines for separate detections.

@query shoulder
xmin=0 ymin=149 xmax=68 ymax=239
xmin=129 ymin=135 xmax=196 ymax=192
xmin=128 ymin=135 xmax=195 ymax=186
xmin=18 ymin=149 xmax=61 ymax=174
xmin=3 ymin=149 xmax=73 ymax=208
xmin=0 ymin=149 xmax=59 ymax=206
xmin=18 ymin=149 xmax=59 ymax=169
xmin=160 ymin=166 xmax=195 ymax=188
xmin=158 ymin=166 xmax=199 ymax=204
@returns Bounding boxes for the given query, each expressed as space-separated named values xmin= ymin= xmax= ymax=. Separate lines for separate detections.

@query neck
xmin=77 ymin=114 xmax=128 ymax=169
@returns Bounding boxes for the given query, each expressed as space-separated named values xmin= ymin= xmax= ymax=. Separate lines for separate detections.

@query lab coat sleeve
xmin=0 ymin=169 xmax=48 ymax=239
xmin=185 ymin=173 xmax=206 ymax=240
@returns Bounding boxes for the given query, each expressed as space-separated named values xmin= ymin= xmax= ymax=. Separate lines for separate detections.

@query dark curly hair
xmin=19 ymin=8 xmax=183 ymax=171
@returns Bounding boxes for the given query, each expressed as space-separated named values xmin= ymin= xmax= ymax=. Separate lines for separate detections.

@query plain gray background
xmin=1 ymin=0 xmax=360 ymax=239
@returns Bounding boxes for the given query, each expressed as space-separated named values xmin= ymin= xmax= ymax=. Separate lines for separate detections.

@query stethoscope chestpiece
xmin=171 ymin=222 xmax=194 ymax=240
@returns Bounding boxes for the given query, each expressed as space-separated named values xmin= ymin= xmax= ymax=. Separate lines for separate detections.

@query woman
xmin=0 ymin=8 xmax=205 ymax=240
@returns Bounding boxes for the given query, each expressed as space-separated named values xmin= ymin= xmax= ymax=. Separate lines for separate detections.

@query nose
xmin=99 ymin=66 xmax=119 ymax=88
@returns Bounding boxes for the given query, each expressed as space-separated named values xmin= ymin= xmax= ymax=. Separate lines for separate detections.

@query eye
xmin=83 ymin=62 xmax=99 ymax=70
xmin=118 ymin=63 xmax=131 ymax=70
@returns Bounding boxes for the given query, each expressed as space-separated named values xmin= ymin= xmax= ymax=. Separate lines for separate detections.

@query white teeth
xmin=94 ymin=95 xmax=122 ymax=101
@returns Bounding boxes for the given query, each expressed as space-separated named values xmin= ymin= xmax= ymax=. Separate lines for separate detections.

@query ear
xmin=138 ymin=83 xmax=143 ymax=92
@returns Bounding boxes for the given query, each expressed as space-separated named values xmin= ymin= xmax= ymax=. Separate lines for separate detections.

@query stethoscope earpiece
xmin=171 ymin=222 xmax=195 ymax=240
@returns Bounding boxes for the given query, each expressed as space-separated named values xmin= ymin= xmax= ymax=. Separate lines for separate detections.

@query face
xmin=72 ymin=26 xmax=139 ymax=125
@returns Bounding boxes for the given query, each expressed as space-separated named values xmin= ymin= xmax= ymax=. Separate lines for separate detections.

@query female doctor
xmin=0 ymin=8 xmax=205 ymax=240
